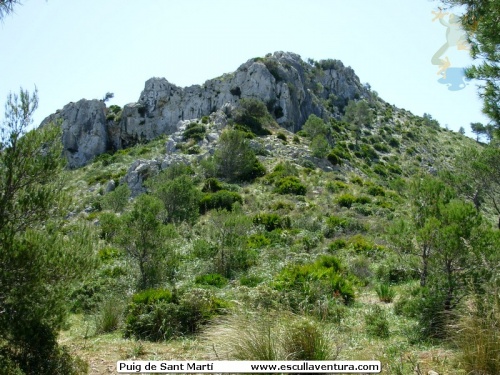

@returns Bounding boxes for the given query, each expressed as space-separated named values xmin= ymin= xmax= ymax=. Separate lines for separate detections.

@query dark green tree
xmin=443 ymin=145 xmax=500 ymax=228
xmin=0 ymin=0 xmax=21 ymax=21
xmin=302 ymin=114 xmax=329 ymax=140
xmin=214 ymin=129 xmax=262 ymax=182
xmin=118 ymin=194 xmax=170 ymax=290
xmin=440 ymin=0 xmax=500 ymax=127
xmin=343 ymin=100 xmax=372 ymax=146
xmin=147 ymin=173 xmax=200 ymax=224
xmin=471 ymin=122 xmax=486 ymax=142
xmin=0 ymin=88 xmax=94 ymax=374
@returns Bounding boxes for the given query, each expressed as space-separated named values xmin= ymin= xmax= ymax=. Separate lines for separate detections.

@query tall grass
xmin=375 ymin=283 xmax=396 ymax=303
xmin=454 ymin=296 xmax=500 ymax=375
xmin=204 ymin=311 xmax=339 ymax=361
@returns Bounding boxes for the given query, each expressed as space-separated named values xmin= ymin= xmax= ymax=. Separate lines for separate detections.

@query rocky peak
xmin=41 ymin=51 xmax=369 ymax=168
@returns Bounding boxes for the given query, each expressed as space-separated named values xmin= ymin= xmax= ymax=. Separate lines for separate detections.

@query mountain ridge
xmin=41 ymin=51 xmax=369 ymax=168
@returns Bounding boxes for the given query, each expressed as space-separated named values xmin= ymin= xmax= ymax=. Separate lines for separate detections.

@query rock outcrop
xmin=40 ymin=99 xmax=110 ymax=168
xmin=42 ymin=51 xmax=369 ymax=168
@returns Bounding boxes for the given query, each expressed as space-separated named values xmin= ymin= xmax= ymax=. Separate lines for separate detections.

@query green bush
xmin=324 ymin=215 xmax=362 ymax=237
xmin=365 ymin=306 xmax=390 ymax=338
xmin=336 ymin=193 xmax=356 ymax=208
xmin=239 ymin=275 xmax=264 ymax=287
xmin=276 ymin=132 xmax=287 ymax=142
xmin=346 ymin=235 xmax=381 ymax=256
xmin=124 ymin=288 xmax=227 ymax=341
xmin=199 ymin=190 xmax=243 ymax=214
xmin=253 ymin=213 xmax=291 ymax=231
xmin=195 ymin=273 xmax=228 ymax=288
xmin=98 ymin=247 xmax=122 ymax=263
xmin=355 ymin=195 xmax=371 ymax=204
xmin=202 ymin=177 xmax=224 ymax=193
xmin=327 ymin=151 xmax=342 ymax=166
xmin=191 ymin=239 xmax=218 ymax=259
xmin=182 ymin=123 xmax=206 ymax=141
xmin=373 ymin=143 xmax=390 ymax=153
xmin=311 ymin=135 xmax=329 ymax=158
xmin=273 ymin=255 xmax=355 ymax=309
xmin=132 ymin=288 xmax=174 ymax=305
xmin=373 ymin=164 xmax=388 ymax=177
xmin=325 ymin=180 xmax=348 ymax=193
xmin=274 ymin=176 xmax=306 ymax=195
xmin=328 ymin=238 xmax=347 ymax=252
xmin=233 ymin=98 xmax=273 ymax=136
xmin=387 ymin=164 xmax=402 ymax=175
xmin=367 ymin=185 xmax=386 ymax=196
xmin=101 ymin=183 xmax=130 ymax=212
xmin=266 ymin=161 xmax=299 ymax=184
xmin=388 ymin=137 xmax=400 ymax=148
xmin=247 ymin=234 xmax=271 ymax=249
xmin=393 ymin=286 xmax=423 ymax=318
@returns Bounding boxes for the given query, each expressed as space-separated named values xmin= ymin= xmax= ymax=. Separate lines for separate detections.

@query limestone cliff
xmin=42 ymin=51 xmax=368 ymax=168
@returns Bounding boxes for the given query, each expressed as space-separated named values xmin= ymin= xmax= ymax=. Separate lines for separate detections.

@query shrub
xmin=239 ymin=275 xmax=264 ymax=287
xmin=253 ymin=213 xmax=291 ymax=231
xmin=328 ymin=239 xmax=347 ymax=252
xmin=276 ymin=132 xmax=287 ymax=142
xmin=203 ymin=312 xmax=339 ymax=361
xmin=324 ymin=216 xmax=362 ymax=237
xmin=388 ymin=137 xmax=400 ymax=148
xmin=387 ymin=164 xmax=402 ymax=175
xmin=98 ymin=246 xmax=122 ymax=263
xmin=233 ymin=98 xmax=273 ymax=136
xmin=199 ymin=190 xmax=243 ymax=214
xmin=373 ymin=164 xmax=388 ymax=177
xmin=375 ymin=284 xmax=396 ymax=303
xmin=327 ymin=151 xmax=342 ymax=166
xmin=347 ymin=235 xmax=380 ymax=256
xmin=365 ymin=306 xmax=390 ymax=338
xmin=266 ymin=161 xmax=298 ymax=183
xmin=124 ymin=288 xmax=227 ymax=341
xmin=355 ymin=195 xmax=371 ymax=204
xmin=336 ymin=193 xmax=356 ymax=208
xmin=182 ymin=123 xmax=206 ymax=141
xmin=195 ymin=273 xmax=228 ymax=288
xmin=202 ymin=177 xmax=224 ymax=193
xmin=373 ymin=143 xmax=390 ymax=152
xmin=367 ymin=185 xmax=386 ymax=196
xmin=247 ymin=234 xmax=271 ymax=249
xmin=325 ymin=180 xmax=348 ymax=193
xmin=274 ymin=176 xmax=306 ymax=195
xmin=101 ymin=183 xmax=130 ymax=213
xmin=192 ymin=239 xmax=218 ymax=259
xmin=273 ymin=255 xmax=355 ymax=309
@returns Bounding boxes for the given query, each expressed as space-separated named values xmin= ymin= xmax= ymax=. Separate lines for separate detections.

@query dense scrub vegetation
xmin=3 ymin=88 xmax=500 ymax=374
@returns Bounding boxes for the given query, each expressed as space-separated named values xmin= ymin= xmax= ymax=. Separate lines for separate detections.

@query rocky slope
xmin=41 ymin=51 xmax=368 ymax=168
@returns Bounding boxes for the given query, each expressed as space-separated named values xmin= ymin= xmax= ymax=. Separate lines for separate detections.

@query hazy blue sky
xmin=0 ymin=0 xmax=489 ymax=136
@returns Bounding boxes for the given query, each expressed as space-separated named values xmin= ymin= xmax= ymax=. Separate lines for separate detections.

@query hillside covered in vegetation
xmin=1 ymin=52 xmax=500 ymax=375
